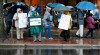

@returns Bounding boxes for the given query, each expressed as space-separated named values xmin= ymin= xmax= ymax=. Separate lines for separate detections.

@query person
xmin=3 ymin=6 xmax=13 ymax=36
xmin=85 ymin=13 xmax=98 ymax=38
xmin=76 ymin=9 xmax=85 ymax=38
xmin=28 ymin=6 xmax=42 ymax=42
xmin=58 ymin=11 xmax=72 ymax=41
xmin=42 ymin=6 xmax=53 ymax=40
xmin=71 ymin=9 xmax=78 ymax=29
xmin=93 ymin=10 xmax=99 ymax=30
xmin=13 ymin=8 xmax=25 ymax=40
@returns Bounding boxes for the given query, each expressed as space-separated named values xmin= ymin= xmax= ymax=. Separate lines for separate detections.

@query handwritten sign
xmin=30 ymin=18 xmax=41 ymax=26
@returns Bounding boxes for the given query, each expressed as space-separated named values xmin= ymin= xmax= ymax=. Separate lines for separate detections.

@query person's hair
xmin=88 ymin=13 xmax=93 ymax=16
xmin=64 ymin=11 xmax=70 ymax=15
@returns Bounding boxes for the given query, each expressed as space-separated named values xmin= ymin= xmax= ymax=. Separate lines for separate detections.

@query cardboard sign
xmin=30 ymin=18 xmax=41 ymax=26
xmin=18 ymin=13 xmax=28 ymax=28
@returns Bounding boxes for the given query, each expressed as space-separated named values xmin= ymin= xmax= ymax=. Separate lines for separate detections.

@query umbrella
xmin=48 ymin=3 xmax=65 ymax=8
xmin=76 ymin=1 xmax=96 ymax=10
xmin=3 ymin=2 xmax=15 ymax=9
xmin=16 ymin=2 xmax=25 ymax=6
xmin=52 ymin=6 xmax=71 ymax=11
xmin=66 ymin=6 xmax=73 ymax=9
xmin=11 ymin=2 xmax=29 ymax=13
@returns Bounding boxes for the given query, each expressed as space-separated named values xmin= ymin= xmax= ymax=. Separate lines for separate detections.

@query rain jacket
xmin=29 ymin=11 xmax=42 ymax=36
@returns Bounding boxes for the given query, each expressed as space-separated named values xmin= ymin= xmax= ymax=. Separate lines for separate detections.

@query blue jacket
xmin=3 ymin=9 xmax=13 ymax=21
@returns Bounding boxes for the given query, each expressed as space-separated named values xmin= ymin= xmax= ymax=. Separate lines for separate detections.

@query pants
xmin=5 ymin=21 xmax=12 ymax=34
xmin=60 ymin=30 xmax=70 ymax=41
xmin=33 ymin=32 xmax=41 ymax=41
xmin=76 ymin=25 xmax=83 ymax=37
xmin=85 ymin=28 xmax=94 ymax=37
xmin=16 ymin=27 xmax=24 ymax=39
xmin=42 ymin=25 xmax=52 ymax=38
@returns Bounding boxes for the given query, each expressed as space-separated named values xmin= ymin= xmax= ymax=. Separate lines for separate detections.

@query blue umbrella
xmin=48 ymin=3 xmax=65 ymax=8
xmin=76 ymin=1 xmax=96 ymax=10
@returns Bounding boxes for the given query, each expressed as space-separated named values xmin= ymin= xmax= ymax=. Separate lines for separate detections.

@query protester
xmin=28 ymin=6 xmax=42 ymax=42
xmin=85 ymin=13 xmax=98 ymax=38
xmin=13 ymin=8 xmax=24 ymax=40
xmin=58 ymin=11 xmax=72 ymax=41
xmin=3 ymin=6 xmax=13 ymax=36
xmin=42 ymin=6 xmax=53 ymax=40
xmin=76 ymin=9 xmax=85 ymax=38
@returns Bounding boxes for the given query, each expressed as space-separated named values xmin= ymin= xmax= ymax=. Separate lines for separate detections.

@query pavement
xmin=0 ymin=27 xmax=100 ymax=44
xmin=0 ymin=27 xmax=100 ymax=49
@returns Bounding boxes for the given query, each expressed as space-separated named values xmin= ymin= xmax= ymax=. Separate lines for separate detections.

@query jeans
xmin=42 ymin=24 xmax=52 ymax=38
xmin=5 ymin=21 xmax=12 ymax=34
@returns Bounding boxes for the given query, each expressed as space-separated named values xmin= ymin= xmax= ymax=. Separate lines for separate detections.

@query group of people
xmin=57 ymin=8 xmax=100 ymax=41
xmin=3 ymin=4 xmax=100 ymax=42
xmin=3 ymin=5 xmax=53 ymax=42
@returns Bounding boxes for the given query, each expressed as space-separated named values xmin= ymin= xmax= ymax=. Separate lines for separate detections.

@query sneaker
xmin=42 ymin=37 xmax=46 ymax=40
xmin=49 ymin=37 xmax=53 ymax=40
xmin=34 ymin=40 xmax=37 ymax=42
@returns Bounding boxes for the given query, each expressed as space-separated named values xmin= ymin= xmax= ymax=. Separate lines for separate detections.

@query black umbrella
xmin=11 ymin=2 xmax=30 ymax=13
xmin=3 ymin=2 xmax=15 ymax=9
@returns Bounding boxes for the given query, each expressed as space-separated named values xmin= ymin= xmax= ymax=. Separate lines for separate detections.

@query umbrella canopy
xmin=3 ymin=2 xmax=15 ymax=9
xmin=11 ymin=2 xmax=29 ymax=13
xmin=47 ymin=3 xmax=65 ymax=8
xmin=52 ymin=6 xmax=71 ymax=11
xmin=15 ymin=2 xmax=25 ymax=6
xmin=76 ymin=1 xmax=96 ymax=10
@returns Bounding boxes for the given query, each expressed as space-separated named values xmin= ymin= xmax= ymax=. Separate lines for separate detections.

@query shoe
xmin=75 ymin=35 xmax=80 ymax=38
xmin=42 ymin=37 xmax=46 ymax=40
xmin=34 ymin=40 xmax=37 ymax=42
xmin=49 ymin=37 xmax=53 ymax=40
xmin=38 ymin=40 xmax=41 ymax=42
xmin=91 ymin=37 xmax=95 ymax=39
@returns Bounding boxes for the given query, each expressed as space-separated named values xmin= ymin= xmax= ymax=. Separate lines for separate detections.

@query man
xmin=76 ymin=9 xmax=85 ymax=38
xmin=3 ymin=6 xmax=13 ymax=35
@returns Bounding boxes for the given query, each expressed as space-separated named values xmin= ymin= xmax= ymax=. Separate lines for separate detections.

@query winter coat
xmin=78 ymin=11 xmax=84 ymax=25
xmin=3 ymin=9 xmax=13 ymax=21
xmin=86 ymin=16 xmax=96 ymax=29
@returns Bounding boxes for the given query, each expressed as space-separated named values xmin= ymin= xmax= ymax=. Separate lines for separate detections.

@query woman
xmin=59 ymin=11 xmax=72 ymax=41
xmin=28 ymin=6 xmax=42 ymax=42
xmin=13 ymin=8 xmax=25 ymax=40
xmin=85 ymin=13 xmax=98 ymax=38
xmin=42 ymin=6 xmax=53 ymax=40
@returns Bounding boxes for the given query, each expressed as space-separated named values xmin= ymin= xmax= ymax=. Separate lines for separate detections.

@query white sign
xmin=58 ymin=14 xmax=71 ymax=30
xmin=18 ymin=13 xmax=28 ymax=28
xmin=30 ymin=18 xmax=41 ymax=26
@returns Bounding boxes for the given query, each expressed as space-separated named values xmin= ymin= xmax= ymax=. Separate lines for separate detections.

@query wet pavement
xmin=0 ymin=27 xmax=100 ymax=55
xmin=0 ymin=27 xmax=100 ymax=45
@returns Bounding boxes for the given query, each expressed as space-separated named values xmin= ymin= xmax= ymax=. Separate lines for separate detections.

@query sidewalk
xmin=0 ymin=27 xmax=100 ymax=49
